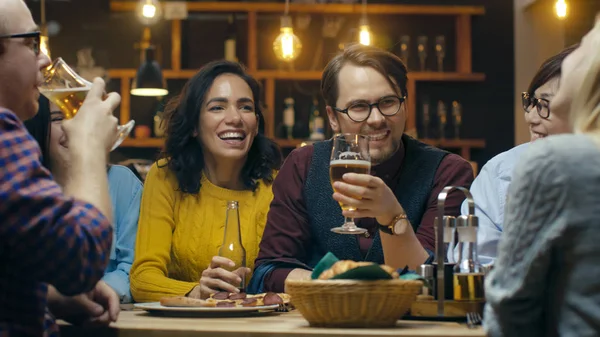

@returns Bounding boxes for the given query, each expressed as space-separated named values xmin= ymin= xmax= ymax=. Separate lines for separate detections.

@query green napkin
xmin=331 ymin=264 xmax=393 ymax=280
xmin=311 ymin=252 xmax=339 ymax=280
xmin=311 ymin=252 xmax=398 ymax=281
xmin=399 ymin=273 xmax=424 ymax=281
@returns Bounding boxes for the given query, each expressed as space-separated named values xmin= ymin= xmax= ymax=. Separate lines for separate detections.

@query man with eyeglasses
xmin=0 ymin=0 xmax=122 ymax=335
xmin=454 ymin=44 xmax=578 ymax=266
xmin=250 ymin=44 xmax=474 ymax=293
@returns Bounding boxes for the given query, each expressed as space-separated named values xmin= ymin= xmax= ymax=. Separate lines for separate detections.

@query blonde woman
xmin=484 ymin=20 xmax=600 ymax=337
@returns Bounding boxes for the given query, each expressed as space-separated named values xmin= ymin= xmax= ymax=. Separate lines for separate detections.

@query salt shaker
xmin=418 ymin=264 xmax=435 ymax=298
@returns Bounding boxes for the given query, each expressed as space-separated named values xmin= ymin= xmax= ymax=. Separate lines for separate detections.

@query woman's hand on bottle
xmin=193 ymin=256 xmax=251 ymax=299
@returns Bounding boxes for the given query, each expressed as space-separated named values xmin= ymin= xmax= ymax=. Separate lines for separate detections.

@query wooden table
xmin=59 ymin=310 xmax=485 ymax=337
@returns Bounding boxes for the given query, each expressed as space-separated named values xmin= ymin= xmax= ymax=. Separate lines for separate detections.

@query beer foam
xmin=330 ymin=159 xmax=371 ymax=167
xmin=40 ymin=87 xmax=89 ymax=93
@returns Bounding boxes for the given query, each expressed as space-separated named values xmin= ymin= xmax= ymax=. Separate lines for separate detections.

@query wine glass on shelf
xmin=329 ymin=133 xmax=371 ymax=235
xmin=38 ymin=57 xmax=135 ymax=151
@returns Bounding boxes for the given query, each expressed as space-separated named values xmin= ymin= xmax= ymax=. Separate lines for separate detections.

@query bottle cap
xmin=418 ymin=264 xmax=434 ymax=278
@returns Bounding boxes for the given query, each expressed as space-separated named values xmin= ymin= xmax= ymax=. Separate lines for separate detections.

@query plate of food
xmin=134 ymin=292 xmax=292 ymax=316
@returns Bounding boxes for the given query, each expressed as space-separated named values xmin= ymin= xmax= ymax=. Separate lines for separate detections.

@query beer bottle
xmin=218 ymin=201 xmax=247 ymax=292
xmin=224 ymin=14 xmax=237 ymax=62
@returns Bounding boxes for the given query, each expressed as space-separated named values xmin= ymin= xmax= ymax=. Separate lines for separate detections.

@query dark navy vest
xmin=303 ymin=134 xmax=448 ymax=267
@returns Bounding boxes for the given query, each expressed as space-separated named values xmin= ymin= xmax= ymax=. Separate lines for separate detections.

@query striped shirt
xmin=0 ymin=108 xmax=112 ymax=337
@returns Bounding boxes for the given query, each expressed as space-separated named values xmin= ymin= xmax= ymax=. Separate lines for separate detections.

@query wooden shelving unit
xmin=121 ymin=137 xmax=165 ymax=148
xmin=109 ymin=1 xmax=486 ymax=160
xmin=122 ymin=137 xmax=485 ymax=160
xmin=111 ymin=2 xmax=485 ymax=15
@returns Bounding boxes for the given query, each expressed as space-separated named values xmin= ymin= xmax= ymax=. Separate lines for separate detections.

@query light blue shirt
xmin=101 ymin=165 xmax=142 ymax=303
xmin=456 ymin=143 xmax=529 ymax=265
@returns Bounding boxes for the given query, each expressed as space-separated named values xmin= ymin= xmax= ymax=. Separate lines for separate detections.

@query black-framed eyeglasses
xmin=521 ymin=92 xmax=550 ymax=119
xmin=0 ymin=31 xmax=41 ymax=56
xmin=333 ymin=95 xmax=406 ymax=123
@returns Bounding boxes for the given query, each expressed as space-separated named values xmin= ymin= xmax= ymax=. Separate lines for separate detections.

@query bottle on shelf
xmin=224 ymin=14 xmax=237 ymax=62
xmin=154 ymin=100 xmax=166 ymax=138
xmin=308 ymin=98 xmax=325 ymax=141
xmin=437 ymin=100 xmax=447 ymax=140
xmin=218 ymin=201 xmax=247 ymax=292
xmin=283 ymin=97 xmax=295 ymax=140
xmin=452 ymin=101 xmax=462 ymax=139
xmin=421 ymin=97 xmax=431 ymax=139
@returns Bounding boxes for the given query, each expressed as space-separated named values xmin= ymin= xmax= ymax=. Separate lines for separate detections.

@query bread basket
xmin=285 ymin=278 xmax=423 ymax=328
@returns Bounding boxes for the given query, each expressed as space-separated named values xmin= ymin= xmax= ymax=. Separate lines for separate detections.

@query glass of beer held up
xmin=329 ymin=133 xmax=371 ymax=234
xmin=39 ymin=58 xmax=135 ymax=151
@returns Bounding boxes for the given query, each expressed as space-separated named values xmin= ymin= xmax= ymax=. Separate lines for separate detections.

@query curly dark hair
xmin=159 ymin=60 xmax=282 ymax=194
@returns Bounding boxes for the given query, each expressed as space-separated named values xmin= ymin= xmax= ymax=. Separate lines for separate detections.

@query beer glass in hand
xmin=39 ymin=58 xmax=135 ymax=151
xmin=329 ymin=133 xmax=371 ymax=234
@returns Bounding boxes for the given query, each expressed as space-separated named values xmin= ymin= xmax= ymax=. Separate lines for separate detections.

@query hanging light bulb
xmin=137 ymin=0 xmax=162 ymax=26
xmin=143 ymin=4 xmax=156 ymax=18
xmin=40 ymin=35 xmax=50 ymax=58
xmin=358 ymin=17 xmax=371 ymax=46
xmin=39 ymin=0 xmax=50 ymax=58
xmin=555 ymin=0 xmax=567 ymax=19
xmin=273 ymin=15 xmax=302 ymax=62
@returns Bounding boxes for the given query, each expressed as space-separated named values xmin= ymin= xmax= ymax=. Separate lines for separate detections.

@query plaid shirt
xmin=0 ymin=108 xmax=113 ymax=337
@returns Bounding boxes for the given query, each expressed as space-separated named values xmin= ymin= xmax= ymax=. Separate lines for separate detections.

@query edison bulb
xmin=555 ymin=0 xmax=567 ymax=19
xmin=273 ymin=16 xmax=302 ymax=62
xmin=142 ymin=4 xmax=156 ymax=18
xmin=359 ymin=25 xmax=371 ymax=46
xmin=40 ymin=35 xmax=50 ymax=58
xmin=137 ymin=0 xmax=161 ymax=25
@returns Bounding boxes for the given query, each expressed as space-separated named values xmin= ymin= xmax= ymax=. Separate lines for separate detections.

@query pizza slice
xmin=193 ymin=291 xmax=293 ymax=309
xmin=159 ymin=296 xmax=217 ymax=307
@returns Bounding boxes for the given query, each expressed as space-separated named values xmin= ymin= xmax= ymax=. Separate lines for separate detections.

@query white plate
xmin=134 ymin=302 xmax=280 ymax=313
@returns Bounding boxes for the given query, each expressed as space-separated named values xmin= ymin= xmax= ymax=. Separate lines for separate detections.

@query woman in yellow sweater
xmin=130 ymin=60 xmax=282 ymax=302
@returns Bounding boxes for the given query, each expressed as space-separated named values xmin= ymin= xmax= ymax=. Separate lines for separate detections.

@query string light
xmin=359 ymin=18 xmax=371 ymax=46
xmin=137 ymin=0 xmax=162 ymax=25
xmin=273 ymin=0 xmax=302 ymax=62
xmin=555 ymin=0 xmax=567 ymax=19
xmin=142 ymin=4 xmax=157 ymax=18
xmin=40 ymin=0 xmax=50 ymax=58
xmin=40 ymin=36 xmax=50 ymax=58
xmin=358 ymin=0 xmax=371 ymax=46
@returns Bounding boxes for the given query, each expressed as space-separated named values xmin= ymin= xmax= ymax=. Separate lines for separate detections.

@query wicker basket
xmin=286 ymin=279 xmax=423 ymax=328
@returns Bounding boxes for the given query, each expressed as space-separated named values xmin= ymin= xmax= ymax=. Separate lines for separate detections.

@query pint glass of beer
xmin=39 ymin=58 xmax=135 ymax=151
xmin=329 ymin=133 xmax=371 ymax=234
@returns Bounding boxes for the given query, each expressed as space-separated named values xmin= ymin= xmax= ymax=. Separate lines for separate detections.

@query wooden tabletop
xmin=58 ymin=310 xmax=485 ymax=337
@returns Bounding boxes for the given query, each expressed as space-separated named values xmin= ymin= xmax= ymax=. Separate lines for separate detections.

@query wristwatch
xmin=380 ymin=213 xmax=409 ymax=235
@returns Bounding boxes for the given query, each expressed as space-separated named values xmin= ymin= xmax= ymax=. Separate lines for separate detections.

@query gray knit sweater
xmin=484 ymin=134 xmax=600 ymax=337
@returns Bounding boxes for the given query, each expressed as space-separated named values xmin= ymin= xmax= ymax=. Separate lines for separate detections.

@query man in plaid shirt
xmin=0 ymin=1 xmax=124 ymax=335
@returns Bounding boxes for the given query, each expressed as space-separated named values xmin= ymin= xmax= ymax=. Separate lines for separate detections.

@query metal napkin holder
xmin=435 ymin=186 xmax=478 ymax=317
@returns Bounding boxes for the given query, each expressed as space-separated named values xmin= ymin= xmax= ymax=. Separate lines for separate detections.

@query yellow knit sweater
xmin=130 ymin=160 xmax=275 ymax=302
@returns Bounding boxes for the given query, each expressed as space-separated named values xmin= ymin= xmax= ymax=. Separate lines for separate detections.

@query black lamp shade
xmin=131 ymin=47 xmax=168 ymax=97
